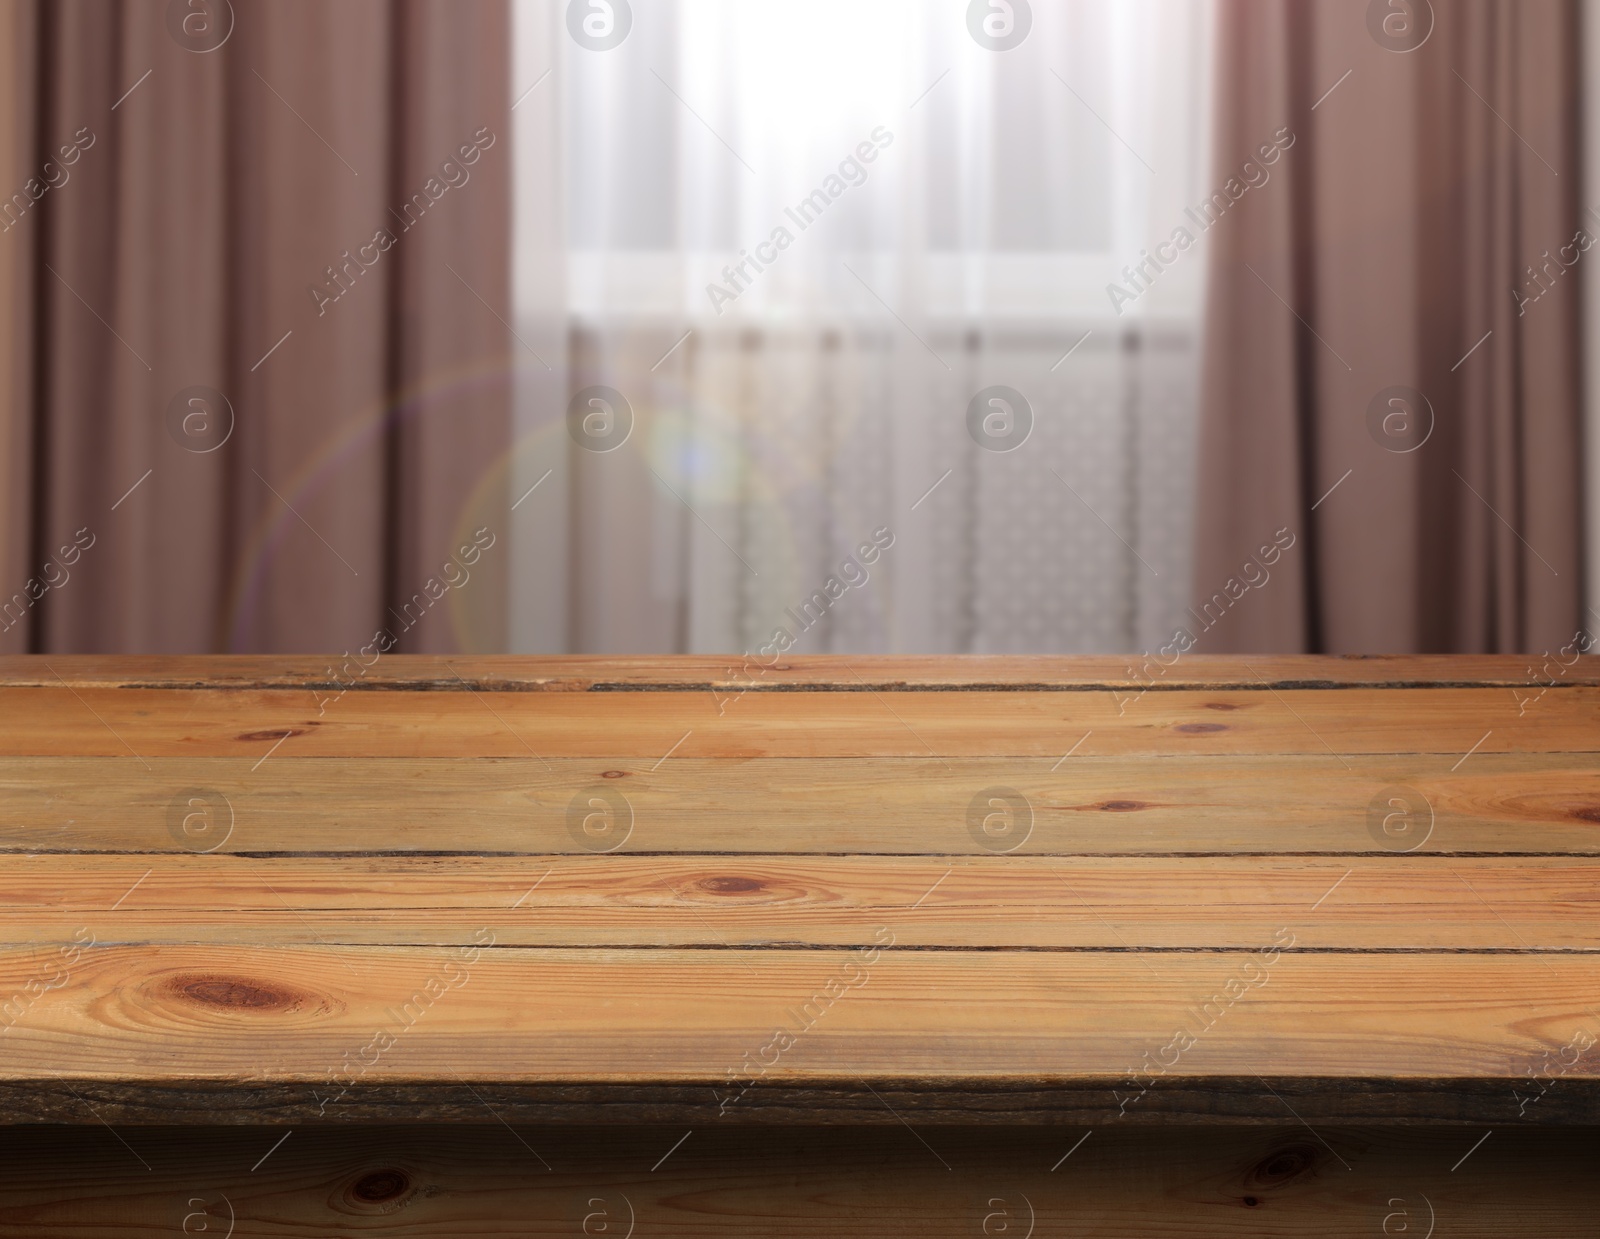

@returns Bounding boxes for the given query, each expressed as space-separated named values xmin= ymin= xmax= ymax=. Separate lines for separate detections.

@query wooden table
xmin=1 ymin=655 xmax=1596 ymax=1234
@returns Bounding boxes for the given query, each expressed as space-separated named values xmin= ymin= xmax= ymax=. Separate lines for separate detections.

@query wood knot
xmin=1570 ymin=806 xmax=1600 ymax=824
xmin=1097 ymin=800 xmax=1147 ymax=812
xmin=1204 ymin=702 xmax=1241 ymax=710
xmin=699 ymin=875 xmax=764 ymax=894
xmin=600 ymin=769 xmax=628 ymax=779
xmin=236 ymin=727 xmax=310 ymax=742
xmin=1175 ymin=722 xmax=1228 ymax=734
xmin=1246 ymin=1142 xmax=1319 ymax=1189
xmin=165 ymin=974 xmax=309 ymax=1013
xmin=351 ymin=1169 xmax=411 ymax=1203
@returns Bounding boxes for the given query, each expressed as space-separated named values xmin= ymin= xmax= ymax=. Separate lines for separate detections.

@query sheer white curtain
xmin=510 ymin=0 xmax=1213 ymax=654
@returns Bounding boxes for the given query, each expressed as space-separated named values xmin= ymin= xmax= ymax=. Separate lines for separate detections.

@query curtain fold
xmin=1193 ymin=0 xmax=1583 ymax=653
xmin=0 ymin=0 xmax=509 ymax=653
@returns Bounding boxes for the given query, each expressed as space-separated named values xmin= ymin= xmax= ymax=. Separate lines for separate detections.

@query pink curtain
xmin=0 ymin=0 xmax=510 ymax=653
xmin=1192 ymin=0 xmax=1583 ymax=652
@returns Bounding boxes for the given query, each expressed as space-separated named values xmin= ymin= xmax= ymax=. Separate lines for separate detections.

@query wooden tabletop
xmin=1 ymin=655 xmax=1597 ymax=1125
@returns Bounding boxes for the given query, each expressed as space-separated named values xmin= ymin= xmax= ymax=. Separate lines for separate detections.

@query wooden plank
xmin=0 ymin=945 xmax=1597 ymax=1122
xmin=6 ymin=651 xmax=1599 ymax=688
xmin=6 ymin=1076 xmax=1588 ymax=1126
xmin=4 ymin=754 xmax=1596 ymax=855
xmin=0 ymin=685 xmax=1594 ymax=757
xmin=2 ymin=654 xmax=1596 ymax=1129
xmin=0 ymin=854 xmax=1596 ymax=949
xmin=0 ymin=1124 xmax=1594 ymax=1236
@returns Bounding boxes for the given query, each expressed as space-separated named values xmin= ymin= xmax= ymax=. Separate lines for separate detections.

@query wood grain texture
xmin=0 ymin=1124 xmax=1593 ymax=1237
xmin=4 ymin=754 xmax=1597 ymax=854
xmin=0 ymin=655 xmax=1595 ymax=1126
xmin=0 ymin=685 xmax=1594 ymax=758
xmin=0 ymin=854 xmax=1596 ymax=949
xmin=1 ymin=946 xmax=1598 ymax=1117
xmin=5 ymin=652 xmax=1598 ymax=687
